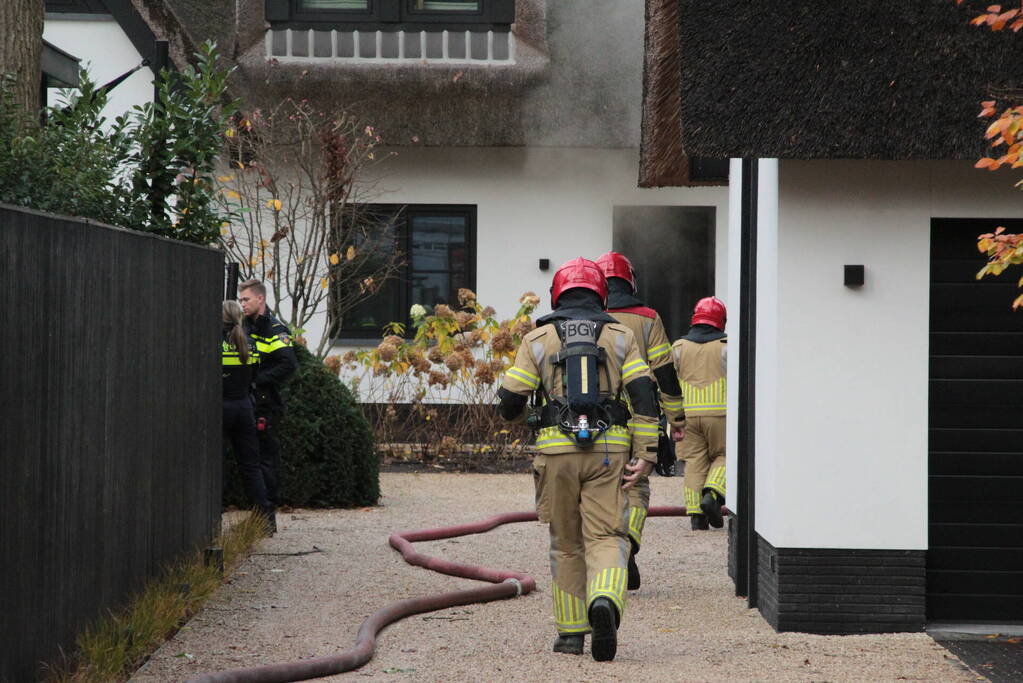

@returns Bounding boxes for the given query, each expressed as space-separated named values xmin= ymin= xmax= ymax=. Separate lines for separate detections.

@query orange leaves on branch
xmin=976 ymin=229 xmax=1023 ymax=304
xmin=964 ymin=1 xmax=1023 ymax=31
xmin=965 ymin=2 xmax=1023 ymax=310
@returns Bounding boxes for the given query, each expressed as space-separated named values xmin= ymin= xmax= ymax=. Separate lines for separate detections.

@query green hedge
xmin=225 ymin=345 xmax=379 ymax=508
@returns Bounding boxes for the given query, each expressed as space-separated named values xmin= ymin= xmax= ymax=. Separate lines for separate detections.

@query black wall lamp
xmin=539 ymin=258 xmax=550 ymax=271
xmin=844 ymin=265 xmax=865 ymax=288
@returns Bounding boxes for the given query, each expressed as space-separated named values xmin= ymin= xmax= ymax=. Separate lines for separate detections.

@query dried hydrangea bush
xmin=333 ymin=289 xmax=541 ymax=464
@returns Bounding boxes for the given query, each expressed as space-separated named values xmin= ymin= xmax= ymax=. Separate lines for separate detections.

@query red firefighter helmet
xmin=595 ymin=251 xmax=637 ymax=292
xmin=691 ymin=296 xmax=727 ymax=329
xmin=550 ymin=257 xmax=608 ymax=308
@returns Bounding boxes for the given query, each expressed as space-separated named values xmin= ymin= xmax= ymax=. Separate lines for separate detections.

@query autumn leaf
xmin=346 ymin=245 xmax=357 ymax=260
xmin=266 ymin=198 xmax=282 ymax=211
xmin=976 ymin=157 xmax=996 ymax=169
xmin=329 ymin=252 xmax=340 ymax=265
xmin=320 ymin=277 xmax=328 ymax=290
xmin=225 ymin=128 xmax=236 ymax=138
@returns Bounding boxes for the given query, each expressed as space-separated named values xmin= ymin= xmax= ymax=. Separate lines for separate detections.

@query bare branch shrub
xmin=218 ymin=98 xmax=403 ymax=356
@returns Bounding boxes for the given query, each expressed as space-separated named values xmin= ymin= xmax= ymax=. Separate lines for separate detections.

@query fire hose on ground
xmin=187 ymin=504 xmax=728 ymax=683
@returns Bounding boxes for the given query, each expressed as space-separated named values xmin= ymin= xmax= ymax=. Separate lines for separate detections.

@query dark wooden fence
xmin=0 ymin=204 xmax=223 ymax=681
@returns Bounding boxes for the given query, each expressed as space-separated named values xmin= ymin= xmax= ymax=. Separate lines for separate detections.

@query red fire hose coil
xmin=188 ymin=505 xmax=712 ymax=682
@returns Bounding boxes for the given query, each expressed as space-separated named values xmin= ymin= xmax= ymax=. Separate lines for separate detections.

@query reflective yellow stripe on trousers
xmin=552 ymin=582 xmax=589 ymax=633
xmin=587 ymin=567 xmax=627 ymax=616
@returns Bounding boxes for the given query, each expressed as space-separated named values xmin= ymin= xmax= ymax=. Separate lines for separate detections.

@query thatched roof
xmin=641 ymin=0 xmax=1023 ymax=178
xmin=639 ymin=0 xmax=687 ymax=187
xmin=134 ymin=0 xmax=649 ymax=149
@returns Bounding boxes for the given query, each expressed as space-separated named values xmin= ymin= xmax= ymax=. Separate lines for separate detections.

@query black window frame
xmin=45 ymin=0 xmax=109 ymax=13
xmin=333 ymin=204 xmax=477 ymax=341
xmin=265 ymin=0 xmax=514 ymax=32
xmin=688 ymin=157 xmax=730 ymax=184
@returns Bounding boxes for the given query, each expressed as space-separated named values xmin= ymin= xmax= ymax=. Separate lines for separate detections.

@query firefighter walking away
xmin=596 ymin=251 xmax=685 ymax=590
xmin=497 ymin=258 xmax=661 ymax=661
xmin=672 ymin=297 xmax=727 ymax=530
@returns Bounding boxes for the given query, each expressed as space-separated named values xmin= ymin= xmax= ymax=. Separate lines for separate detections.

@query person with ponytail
xmin=222 ymin=299 xmax=274 ymax=528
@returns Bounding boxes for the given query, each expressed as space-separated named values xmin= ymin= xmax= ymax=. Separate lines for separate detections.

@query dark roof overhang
xmin=41 ymin=40 xmax=81 ymax=88
xmin=640 ymin=0 xmax=1023 ymax=181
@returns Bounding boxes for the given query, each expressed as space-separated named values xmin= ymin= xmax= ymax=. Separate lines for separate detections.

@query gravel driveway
xmin=133 ymin=473 xmax=975 ymax=682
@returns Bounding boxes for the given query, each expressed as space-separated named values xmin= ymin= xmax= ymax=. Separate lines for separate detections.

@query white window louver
xmin=266 ymin=28 xmax=515 ymax=64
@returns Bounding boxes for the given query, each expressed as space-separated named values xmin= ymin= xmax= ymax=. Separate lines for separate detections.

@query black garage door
xmin=929 ymin=218 xmax=1023 ymax=621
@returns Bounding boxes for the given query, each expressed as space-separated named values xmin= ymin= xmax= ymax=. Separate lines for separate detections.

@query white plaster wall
xmin=316 ymin=146 xmax=729 ymax=347
xmin=754 ymin=159 xmax=780 ymax=541
xmin=757 ymin=160 xmax=1023 ymax=550
xmin=43 ymin=17 xmax=154 ymax=123
xmin=725 ymin=158 xmax=743 ymax=512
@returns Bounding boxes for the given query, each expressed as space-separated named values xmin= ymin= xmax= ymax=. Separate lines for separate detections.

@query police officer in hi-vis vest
xmin=221 ymin=300 xmax=273 ymax=519
xmin=672 ymin=297 xmax=727 ymax=530
xmin=595 ymin=252 xmax=685 ymax=589
xmin=498 ymin=258 xmax=661 ymax=662
xmin=238 ymin=279 xmax=298 ymax=534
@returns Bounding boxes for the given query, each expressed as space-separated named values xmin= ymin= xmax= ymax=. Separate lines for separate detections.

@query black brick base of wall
xmin=755 ymin=535 xmax=926 ymax=634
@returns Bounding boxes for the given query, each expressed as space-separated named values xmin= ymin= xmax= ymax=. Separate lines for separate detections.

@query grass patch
xmin=45 ymin=512 xmax=269 ymax=682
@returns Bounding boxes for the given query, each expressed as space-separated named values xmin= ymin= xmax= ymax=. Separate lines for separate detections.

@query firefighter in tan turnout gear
xmin=596 ymin=251 xmax=685 ymax=590
xmin=673 ymin=297 xmax=728 ymax=530
xmin=497 ymin=258 xmax=661 ymax=662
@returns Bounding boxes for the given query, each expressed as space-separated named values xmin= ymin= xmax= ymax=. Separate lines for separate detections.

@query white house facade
xmin=305 ymin=145 xmax=728 ymax=348
xmin=652 ymin=1 xmax=1023 ymax=633
xmin=42 ymin=0 xmax=163 ymax=119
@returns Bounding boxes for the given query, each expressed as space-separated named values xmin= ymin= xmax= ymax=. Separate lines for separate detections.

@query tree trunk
xmin=0 ymin=0 xmax=44 ymax=117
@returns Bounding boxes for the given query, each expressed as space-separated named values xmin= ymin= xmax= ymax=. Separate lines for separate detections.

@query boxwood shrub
xmin=225 ymin=344 xmax=379 ymax=508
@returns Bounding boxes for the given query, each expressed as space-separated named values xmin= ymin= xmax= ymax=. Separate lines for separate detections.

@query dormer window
xmin=265 ymin=0 xmax=516 ymax=63
xmin=301 ymin=1 xmax=481 ymax=10
xmin=265 ymin=0 xmax=514 ymax=30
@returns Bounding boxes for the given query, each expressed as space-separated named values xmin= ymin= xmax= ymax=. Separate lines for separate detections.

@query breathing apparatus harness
xmin=529 ymin=319 xmax=629 ymax=448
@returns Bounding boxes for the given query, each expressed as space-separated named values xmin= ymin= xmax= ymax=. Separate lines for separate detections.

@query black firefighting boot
xmin=552 ymin=633 xmax=584 ymax=655
xmin=588 ymin=597 xmax=619 ymax=662
xmin=691 ymin=514 xmax=710 ymax=531
xmin=261 ymin=507 xmax=277 ymax=536
xmin=701 ymin=489 xmax=724 ymax=529
xmin=627 ymin=541 xmax=641 ymax=591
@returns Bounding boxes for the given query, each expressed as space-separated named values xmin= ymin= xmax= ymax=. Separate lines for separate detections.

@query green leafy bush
xmin=0 ymin=42 xmax=234 ymax=245
xmin=225 ymin=344 xmax=379 ymax=508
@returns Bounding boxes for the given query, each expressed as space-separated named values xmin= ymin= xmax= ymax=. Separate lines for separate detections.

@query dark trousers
xmin=223 ymin=398 xmax=271 ymax=511
xmin=255 ymin=406 xmax=283 ymax=507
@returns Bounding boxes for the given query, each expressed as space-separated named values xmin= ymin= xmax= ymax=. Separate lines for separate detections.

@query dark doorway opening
xmin=612 ymin=206 xmax=716 ymax=340
xmin=928 ymin=217 xmax=1023 ymax=622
